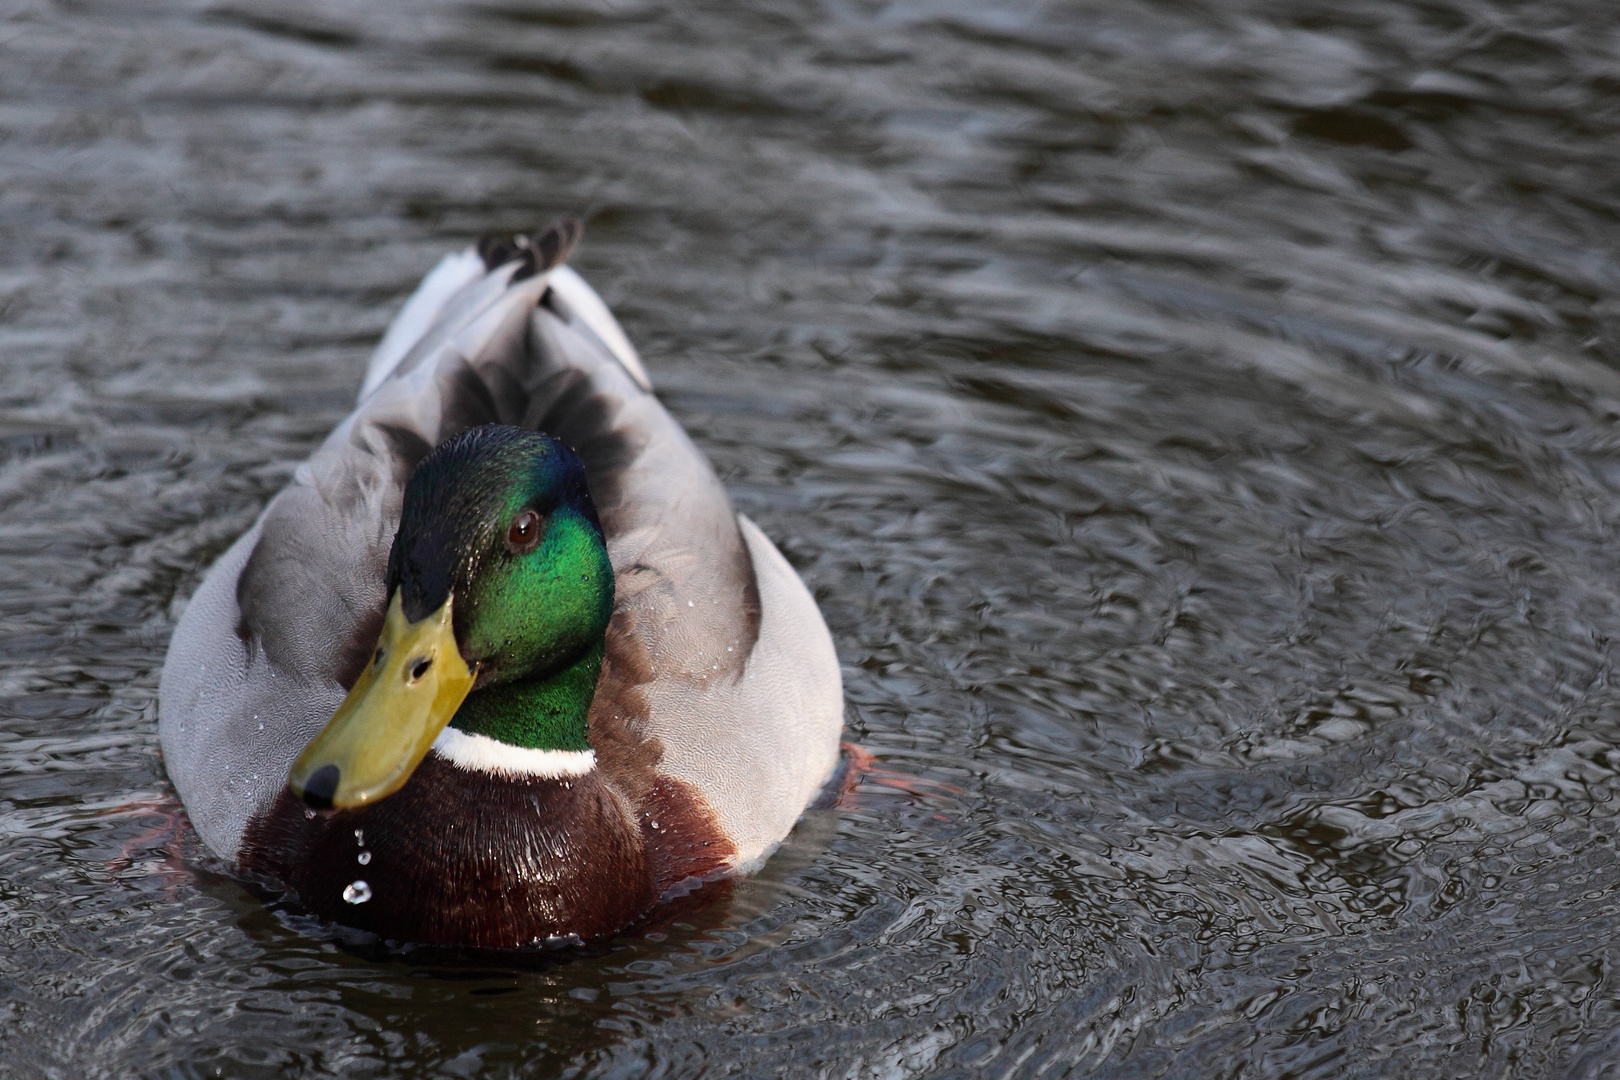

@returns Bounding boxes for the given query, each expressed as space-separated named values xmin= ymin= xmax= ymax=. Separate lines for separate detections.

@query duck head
xmin=288 ymin=424 xmax=614 ymax=810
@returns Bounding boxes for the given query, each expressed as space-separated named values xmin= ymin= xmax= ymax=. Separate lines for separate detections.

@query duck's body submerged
xmin=158 ymin=227 xmax=844 ymax=947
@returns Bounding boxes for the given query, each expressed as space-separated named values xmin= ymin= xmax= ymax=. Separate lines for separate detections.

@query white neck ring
xmin=430 ymin=726 xmax=596 ymax=779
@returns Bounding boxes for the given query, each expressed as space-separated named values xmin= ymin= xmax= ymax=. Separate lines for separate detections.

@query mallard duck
xmin=157 ymin=223 xmax=844 ymax=947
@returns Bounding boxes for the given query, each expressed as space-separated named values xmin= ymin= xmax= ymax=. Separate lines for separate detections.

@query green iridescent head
xmin=389 ymin=425 xmax=613 ymax=681
xmin=386 ymin=424 xmax=613 ymax=752
xmin=291 ymin=424 xmax=613 ymax=808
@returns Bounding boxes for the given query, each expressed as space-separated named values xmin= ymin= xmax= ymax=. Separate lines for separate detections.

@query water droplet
xmin=650 ymin=820 xmax=659 ymax=830
xmin=343 ymin=880 xmax=372 ymax=904
xmin=687 ymin=600 xmax=694 ymax=607
xmin=357 ymin=851 xmax=371 ymax=865
xmin=353 ymin=829 xmax=364 ymax=845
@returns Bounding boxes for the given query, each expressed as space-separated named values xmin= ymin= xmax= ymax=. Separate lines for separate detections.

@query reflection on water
xmin=6 ymin=0 xmax=1620 ymax=1075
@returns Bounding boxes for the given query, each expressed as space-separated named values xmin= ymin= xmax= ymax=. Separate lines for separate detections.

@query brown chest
xmin=238 ymin=755 xmax=731 ymax=948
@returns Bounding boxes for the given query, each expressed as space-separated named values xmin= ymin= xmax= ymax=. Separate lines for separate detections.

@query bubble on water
xmin=357 ymin=851 xmax=371 ymax=865
xmin=342 ymin=880 xmax=371 ymax=905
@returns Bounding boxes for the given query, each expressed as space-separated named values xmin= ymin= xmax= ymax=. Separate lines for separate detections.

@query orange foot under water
xmin=101 ymin=790 xmax=194 ymax=899
xmin=832 ymin=741 xmax=962 ymax=817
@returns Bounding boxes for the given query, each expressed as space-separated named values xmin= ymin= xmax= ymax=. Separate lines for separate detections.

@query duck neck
xmin=447 ymin=642 xmax=601 ymax=752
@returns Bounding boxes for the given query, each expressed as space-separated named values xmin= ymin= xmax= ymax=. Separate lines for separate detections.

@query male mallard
xmin=157 ymin=224 xmax=844 ymax=947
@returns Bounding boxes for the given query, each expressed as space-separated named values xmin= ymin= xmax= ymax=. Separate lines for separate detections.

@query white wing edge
xmin=358 ymin=248 xmax=487 ymax=401
xmin=548 ymin=265 xmax=653 ymax=392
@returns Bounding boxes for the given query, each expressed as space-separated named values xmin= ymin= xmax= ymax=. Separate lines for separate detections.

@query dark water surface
xmin=7 ymin=0 xmax=1620 ymax=1075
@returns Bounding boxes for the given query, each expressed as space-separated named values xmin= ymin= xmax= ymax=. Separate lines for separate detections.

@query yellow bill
xmin=289 ymin=591 xmax=476 ymax=810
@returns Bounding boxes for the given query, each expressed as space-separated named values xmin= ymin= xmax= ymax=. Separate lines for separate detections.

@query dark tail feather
xmin=477 ymin=219 xmax=583 ymax=280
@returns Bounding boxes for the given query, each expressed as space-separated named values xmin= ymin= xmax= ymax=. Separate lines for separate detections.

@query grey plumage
xmin=159 ymin=240 xmax=843 ymax=872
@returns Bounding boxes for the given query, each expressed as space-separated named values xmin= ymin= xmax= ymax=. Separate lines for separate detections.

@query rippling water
xmin=7 ymin=0 xmax=1620 ymax=1075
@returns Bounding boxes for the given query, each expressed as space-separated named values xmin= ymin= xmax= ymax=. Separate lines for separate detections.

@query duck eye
xmin=507 ymin=509 xmax=541 ymax=552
